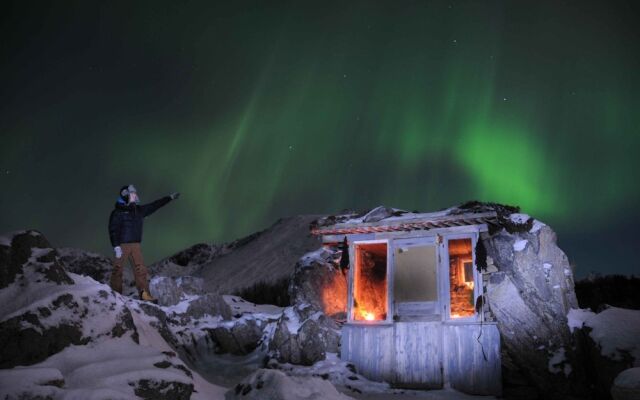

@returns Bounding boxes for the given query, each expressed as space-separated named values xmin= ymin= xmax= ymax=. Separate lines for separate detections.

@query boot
xmin=140 ymin=289 xmax=157 ymax=303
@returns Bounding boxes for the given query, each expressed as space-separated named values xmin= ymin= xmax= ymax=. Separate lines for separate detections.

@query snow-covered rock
xmin=289 ymin=247 xmax=347 ymax=319
xmin=0 ymin=230 xmax=227 ymax=400
xmin=568 ymin=306 xmax=640 ymax=399
xmin=149 ymin=275 xmax=206 ymax=306
xmin=612 ymin=368 xmax=640 ymax=400
xmin=269 ymin=303 xmax=340 ymax=366
xmin=481 ymin=214 xmax=584 ymax=398
xmin=225 ymin=368 xmax=353 ymax=400
xmin=57 ymin=246 xmax=136 ymax=297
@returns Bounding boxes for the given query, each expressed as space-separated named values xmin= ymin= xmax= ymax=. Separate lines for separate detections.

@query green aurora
xmin=1 ymin=1 xmax=638 ymax=276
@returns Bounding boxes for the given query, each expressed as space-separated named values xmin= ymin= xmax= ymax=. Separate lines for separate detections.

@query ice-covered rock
xmin=289 ymin=247 xmax=347 ymax=319
xmin=269 ymin=304 xmax=340 ymax=366
xmin=482 ymin=216 xmax=584 ymax=398
xmin=225 ymin=368 xmax=353 ymax=400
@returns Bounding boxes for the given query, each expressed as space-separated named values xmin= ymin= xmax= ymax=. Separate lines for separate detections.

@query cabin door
xmin=391 ymin=238 xmax=443 ymax=388
xmin=392 ymin=238 xmax=439 ymax=317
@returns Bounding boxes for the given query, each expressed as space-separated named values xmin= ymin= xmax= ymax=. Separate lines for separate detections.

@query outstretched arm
xmin=140 ymin=196 xmax=172 ymax=217
xmin=108 ymin=210 xmax=122 ymax=247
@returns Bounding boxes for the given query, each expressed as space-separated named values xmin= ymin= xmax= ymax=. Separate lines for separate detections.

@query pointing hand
xmin=170 ymin=192 xmax=181 ymax=200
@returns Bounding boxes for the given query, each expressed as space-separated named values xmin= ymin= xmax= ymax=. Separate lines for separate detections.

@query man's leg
xmin=129 ymin=243 xmax=150 ymax=294
xmin=109 ymin=245 xmax=129 ymax=293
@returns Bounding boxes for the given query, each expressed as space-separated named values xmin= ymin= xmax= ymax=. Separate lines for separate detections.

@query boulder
xmin=568 ymin=307 xmax=640 ymax=399
xmin=269 ymin=304 xmax=340 ymax=366
xmin=149 ymin=275 xmax=205 ymax=306
xmin=289 ymin=248 xmax=347 ymax=319
xmin=482 ymin=214 xmax=585 ymax=398
xmin=225 ymin=368 xmax=352 ymax=400
xmin=209 ymin=317 xmax=265 ymax=355
xmin=612 ymin=368 xmax=640 ymax=400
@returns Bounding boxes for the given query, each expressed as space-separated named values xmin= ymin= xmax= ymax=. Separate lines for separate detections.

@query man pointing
xmin=108 ymin=184 xmax=180 ymax=302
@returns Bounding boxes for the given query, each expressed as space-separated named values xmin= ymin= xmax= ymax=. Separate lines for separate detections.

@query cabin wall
xmin=443 ymin=324 xmax=502 ymax=395
xmin=341 ymin=322 xmax=501 ymax=395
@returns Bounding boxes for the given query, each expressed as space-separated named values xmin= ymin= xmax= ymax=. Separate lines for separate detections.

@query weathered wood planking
xmin=443 ymin=324 xmax=502 ymax=396
xmin=393 ymin=322 xmax=443 ymax=388
xmin=341 ymin=324 xmax=395 ymax=382
xmin=342 ymin=322 xmax=502 ymax=395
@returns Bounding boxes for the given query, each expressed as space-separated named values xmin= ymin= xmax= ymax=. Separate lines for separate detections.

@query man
xmin=108 ymin=184 xmax=180 ymax=301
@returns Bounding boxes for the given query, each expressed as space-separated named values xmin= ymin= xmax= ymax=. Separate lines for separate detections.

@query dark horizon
xmin=1 ymin=1 xmax=638 ymax=277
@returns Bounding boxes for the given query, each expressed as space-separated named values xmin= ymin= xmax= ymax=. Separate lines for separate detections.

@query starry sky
xmin=1 ymin=1 xmax=638 ymax=277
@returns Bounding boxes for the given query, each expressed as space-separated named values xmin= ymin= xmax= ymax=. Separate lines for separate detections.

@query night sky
xmin=1 ymin=1 xmax=638 ymax=277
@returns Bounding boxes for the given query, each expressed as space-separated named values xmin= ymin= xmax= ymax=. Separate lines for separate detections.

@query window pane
xmin=353 ymin=243 xmax=387 ymax=321
xmin=448 ymin=238 xmax=475 ymax=318
xmin=394 ymin=245 xmax=437 ymax=303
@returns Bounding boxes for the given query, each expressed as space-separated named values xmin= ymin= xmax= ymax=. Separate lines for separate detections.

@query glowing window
xmin=448 ymin=238 xmax=475 ymax=319
xmin=352 ymin=242 xmax=388 ymax=321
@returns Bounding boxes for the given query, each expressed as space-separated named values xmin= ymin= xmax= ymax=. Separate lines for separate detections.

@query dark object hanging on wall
xmin=339 ymin=236 xmax=350 ymax=271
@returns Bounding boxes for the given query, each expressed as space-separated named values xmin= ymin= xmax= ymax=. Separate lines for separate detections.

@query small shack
xmin=311 ymin=206 xmax=502 ymax=395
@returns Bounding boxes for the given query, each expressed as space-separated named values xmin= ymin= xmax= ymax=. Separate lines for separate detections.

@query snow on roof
xmin=311 ymin=205 xmax=499 ymax=236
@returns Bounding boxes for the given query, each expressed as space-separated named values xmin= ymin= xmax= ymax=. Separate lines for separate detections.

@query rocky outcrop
xmin=481 ymin=214 xmax=586 ymax=398
xmin=208 ymin=318 xmax=265 ymax=355
xmin=149 ymin=275 xmax=206 ymax=306
xmin=225 ymin=369 xmax=352 ymax=400
xmin=0 ymin=230 xmax=225 ymax=399
xmin=0 ymin=231 xmax=141 ymax=368
xmin=289 ymin=248 xmax=347 ymax=319
xmin=269 ymin=304 xmax=340 ymax=366
xmin=0 ymin=230 xmax=73 ymax=289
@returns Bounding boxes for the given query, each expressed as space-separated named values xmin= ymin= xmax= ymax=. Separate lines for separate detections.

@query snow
xmin=614 ymin=368 xmax=640 ymax=390
xmin=509 ymin=213 xmax=530 ymax=224
xmin=283 ymin=306 xmax=302 ymax=333
xmin=272 ymin=353 xmax=497 ymax=400
xmin=513 ymin=239 xmax=528 ymax=252
xmin=223 ymin=294 xmax=283 ymax=317
xmin=567 ymin=308 xmax=594 ymax=333
xmin=567 ymin=307 xmax=640 ymax=364
xmin=530 ymin=219 xmax=546 ymax=233
xmin=300 ymin=247 xmax=335 ymax=268
xmin=509 ymin=213 xmax=546 ymax=233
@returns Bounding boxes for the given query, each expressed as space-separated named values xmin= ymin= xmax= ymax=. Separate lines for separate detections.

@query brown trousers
xmin=110 ymin=242 xmax=149 ymax=294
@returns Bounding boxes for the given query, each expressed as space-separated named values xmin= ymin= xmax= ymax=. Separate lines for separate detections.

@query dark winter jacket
xmin=108 ymin=196 xmax=172 ymax=247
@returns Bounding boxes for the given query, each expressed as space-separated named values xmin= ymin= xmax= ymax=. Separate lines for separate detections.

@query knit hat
xmin=119 ymin=184 xmax=137 ymax=203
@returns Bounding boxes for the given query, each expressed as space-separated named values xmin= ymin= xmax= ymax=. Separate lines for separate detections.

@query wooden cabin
xmin=311 ymin=207 xmax=502 ymax=396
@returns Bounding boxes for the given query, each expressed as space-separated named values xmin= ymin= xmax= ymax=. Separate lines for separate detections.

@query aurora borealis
xmin=1 ymin=1 xmax=638 ymax=276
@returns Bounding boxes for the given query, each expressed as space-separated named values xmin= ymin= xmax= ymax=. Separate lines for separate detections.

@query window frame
xmin=347 ymin=239 xmax=393 ymax=324
xmin=442 ymin=232 xmax=481 ymax=322
xmin=391 ymin=236 xmax=440 ymax=319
